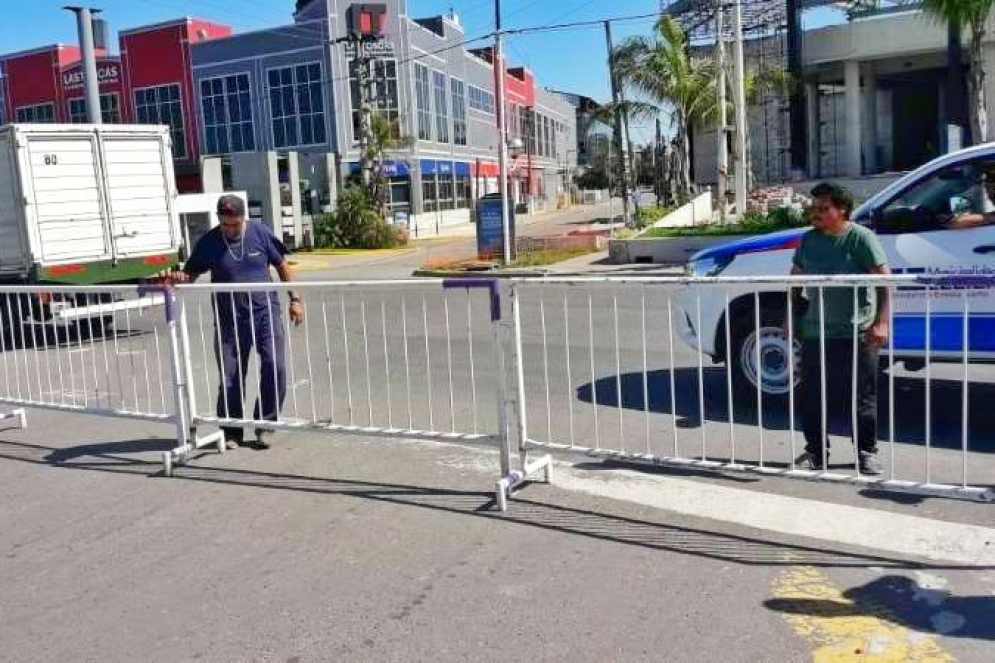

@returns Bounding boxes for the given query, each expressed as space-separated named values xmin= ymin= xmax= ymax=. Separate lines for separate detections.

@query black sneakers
xmin=255 ymin=429 xmax=272 ymax=449
xmin=858 ymin=452 xmax=883 ymax=476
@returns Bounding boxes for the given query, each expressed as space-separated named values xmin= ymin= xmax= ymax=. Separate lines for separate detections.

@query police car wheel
xmin=730 ymin=305 xmax=801 ymax=406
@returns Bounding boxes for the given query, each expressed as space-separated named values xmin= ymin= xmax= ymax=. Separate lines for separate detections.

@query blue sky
xmin=2 ymin=0 xmax=847 ymax=144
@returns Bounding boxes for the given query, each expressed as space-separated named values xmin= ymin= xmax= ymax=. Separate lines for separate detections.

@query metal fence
xmin=0 ymin=285 xmax=177 ymax=423
xmin=168 ymin=279 xmax=508 ymax=475
xmin=504 ymin=275 xmax=995 ymax=504
xmin=2 ymin=276 xmax=993 ymax=508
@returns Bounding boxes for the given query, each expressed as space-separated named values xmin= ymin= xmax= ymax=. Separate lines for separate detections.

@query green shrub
xmin=313 ymin=187 xmax=408 ymax=249
xmin=633 ymin=204 xmax=671 ymax=229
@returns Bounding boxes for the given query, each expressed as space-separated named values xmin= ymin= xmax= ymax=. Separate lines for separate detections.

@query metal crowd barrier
xmin=502 ymin=274 xmax=995 ymax=504
xmin=2 ymin=276 xmax=993 ymax=510
xmin=166 ymin=279 xmax=512 ymax=483
xmin=0 ymin=283 xmax=187 ymax=452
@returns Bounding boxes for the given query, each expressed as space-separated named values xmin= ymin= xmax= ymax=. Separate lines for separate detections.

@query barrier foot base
xmin=495 ymin=454 xmax=553 ymax=511
xmin=0 ymin=408 xmax=26 ymax=430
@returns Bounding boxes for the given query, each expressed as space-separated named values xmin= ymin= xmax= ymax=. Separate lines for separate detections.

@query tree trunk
xmin=676 ymin=110 xmax=693 ymax=203
xmin=970 ymin=20 xmax=988 ymax=144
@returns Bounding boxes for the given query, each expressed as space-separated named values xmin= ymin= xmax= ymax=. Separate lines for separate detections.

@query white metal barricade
xmin=500 ymin=274 xmax=995 ymax=505
xmin=166 ymin=279 xmax=514 ymax=486
xmin=0 ymin=284 xmax=188 ymax=450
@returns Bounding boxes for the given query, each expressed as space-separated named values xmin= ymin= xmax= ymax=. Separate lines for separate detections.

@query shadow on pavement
xmin=577 ymin=367 xmax=995 ymax=452
xmin=1 ymin=436 xmax=992 ymax=572
xmin=765 ymin=575 xmax=995 ymax=641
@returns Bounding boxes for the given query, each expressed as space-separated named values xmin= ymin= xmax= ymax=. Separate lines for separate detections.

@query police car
xmin=678 ymin=143 xmax=995 ymax=401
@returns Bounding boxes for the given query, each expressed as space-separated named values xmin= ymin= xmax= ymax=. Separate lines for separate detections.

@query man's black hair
xmin=810 ymin=182 xmax=855 ymax=215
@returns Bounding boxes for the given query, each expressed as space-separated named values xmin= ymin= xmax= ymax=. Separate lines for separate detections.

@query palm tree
xmin=914 ymin=0 xmax=994 ymax=142
xmin=363 ymin=112 xmax=413 ymax=218
xmin=613 ymin=16 xmax=716 ymax=203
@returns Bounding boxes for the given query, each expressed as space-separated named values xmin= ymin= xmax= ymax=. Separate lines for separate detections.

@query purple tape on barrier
xmin=443 ymin=278 xmax=501 ymax=321
xmin=137 ymin=284 xmax=176 ymax=323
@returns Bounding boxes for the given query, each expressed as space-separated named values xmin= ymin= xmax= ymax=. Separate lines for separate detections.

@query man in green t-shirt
xmin=790 ymin=182 xmax=890 ymax=475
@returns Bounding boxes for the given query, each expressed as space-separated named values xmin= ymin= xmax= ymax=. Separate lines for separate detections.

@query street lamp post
xmin=64 ymin=6 xmax=102 ymax=124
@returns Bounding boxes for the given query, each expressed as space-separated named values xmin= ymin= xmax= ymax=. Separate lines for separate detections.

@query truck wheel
xmin=729 ymin=304 xmax=801 ymax=408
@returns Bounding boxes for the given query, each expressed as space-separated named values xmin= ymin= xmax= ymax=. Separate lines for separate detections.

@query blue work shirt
xmin=183 ymin=221 xmax=289 ymax=333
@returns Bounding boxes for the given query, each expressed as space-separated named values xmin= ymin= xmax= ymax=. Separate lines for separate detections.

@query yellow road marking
xmin=771 ymin=567 xmax=955 ymax=662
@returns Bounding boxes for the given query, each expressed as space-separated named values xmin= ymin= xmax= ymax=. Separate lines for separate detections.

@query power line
xmin=503 ymin=11 xmax=662 ymax=36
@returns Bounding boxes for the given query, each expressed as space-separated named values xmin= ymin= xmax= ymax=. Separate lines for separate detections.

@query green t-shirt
xmin=791 ymin=223 xmax=888 ymax=339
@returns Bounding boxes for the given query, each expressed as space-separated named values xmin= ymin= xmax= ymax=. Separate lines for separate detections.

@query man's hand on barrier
xmin=866 ymin=320 xmax=889 ymax=347
xmin=289 ymin=300 xmax=305 ymax=326
xmin=147 ymin=270 xmax=189 ymax=286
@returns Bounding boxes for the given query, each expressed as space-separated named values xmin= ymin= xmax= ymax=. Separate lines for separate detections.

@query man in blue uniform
xmin=168 ymin=195 xmax=304 ymax=449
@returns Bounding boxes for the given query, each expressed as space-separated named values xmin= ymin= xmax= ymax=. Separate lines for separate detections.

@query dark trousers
xmin=215 ymin=308 xmax=287 ymax=441
xmin=801 ymin=337 xmax=879 ymax=457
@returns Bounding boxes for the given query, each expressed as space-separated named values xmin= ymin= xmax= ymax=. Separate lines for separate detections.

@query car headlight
xmin=686 ymin=255 xmax=733 ymax=277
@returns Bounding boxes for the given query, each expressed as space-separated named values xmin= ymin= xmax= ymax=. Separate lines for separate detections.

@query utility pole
xmin=65 ymin=6 xmax=102 ymax=124
xmin=494 ymin=0 xmax=512 ymax=264
xmin=731 ymin=0 xmax=748 ymax=218
xmin=355 ymin=38 xmax=375 ymax=188
xmin=715 ymin=2 xmax=728 ymax=223
xmin=605 ymin=20 xmax=631 ymax=229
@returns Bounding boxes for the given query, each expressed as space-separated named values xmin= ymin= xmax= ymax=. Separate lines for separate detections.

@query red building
xmin=0 ymin=44 xmax=124 ymax=124
xmin=119 ymin=19 xmax=232 ymax=191
xmin=0 ymin=17 xmax=231 ymax=193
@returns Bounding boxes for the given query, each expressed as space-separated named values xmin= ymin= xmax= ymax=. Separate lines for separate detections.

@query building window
xmin=200 ymin=74 xmax=255 ymax=155
xmin=451 ymin=78 xmax=466 ymax=146
xmin=350 ymin=58 xmax=399 ymax=142
xmin=414 ymin=63 xmax=432 ymax=141
xmin=268 ymin=63 xmax=326 ymax=149
xmin=16 ymin=103 xmax=55 ymax=123
xmin=437 ymin=172 xmax=454 ymax=210
xmin=455 ymin=174 xmax=471 ymax=209
xmin=468 ymin=85 xmax=494 ymax=114
xmin=422 ymin=175 xmax=437 ymax=212
xmin=135 ymin=84 xmax=186 ymax=159
xmin=69 ymin=94 xmax=121 ymax=124
xmin=433 ymin=71 xmax=449 ymax=144
xmin=388 ymin=177 xmax=410 ymax=211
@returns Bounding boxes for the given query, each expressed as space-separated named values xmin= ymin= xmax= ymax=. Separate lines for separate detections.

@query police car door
xmin=869 ymin=158 xmax=995 ymax=361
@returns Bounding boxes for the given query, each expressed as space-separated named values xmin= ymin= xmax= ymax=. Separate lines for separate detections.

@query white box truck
xmin=0 ymin=124 xmax=182 ymax=342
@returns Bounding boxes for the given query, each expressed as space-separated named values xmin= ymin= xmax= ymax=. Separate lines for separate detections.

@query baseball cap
xmin=216 ymin=194 xmax=246 ymax=217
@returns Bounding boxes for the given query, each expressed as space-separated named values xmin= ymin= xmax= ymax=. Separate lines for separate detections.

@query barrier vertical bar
xmin=123 ymin=307 xmax=137 ymax=411
xmin=362 ymin=301 xmax=373 ymax=426
xmin=588 ymin=293 xmax=599 ymax=450
xmin=786 ymin=287 xmax=796 ymax=469
xmin=698 ymin=293 xmax=708 ymax=461
xmin=613 ymin=293 xmax=624 ymax=452
xmin=667 ymin=297 xmax=678 ymax=458
xmin=725 ymin=292 xmax=735 ymax=464
xmin=466 ymin=292 xmax=478 ymax=435
xmin=196 ymin=300 xmax=211 ymax=419
xmin=888 ymin=284 xmax=896 ymax=480
xmin=819 ymin=287 xmax=828 ymax=472
xmin=641 ymin=285 xmax=650 ymax=456
xmin=852 ymin=286 xmax=860 ymax=478
xmin=281 ymin=296 xmax=300 ymax=422
xmin=753 ymin=291 xmax=762 ymax=467
xmin=305 ymin=299 xmax=318 ymax=423
xmin=511 ymin=281 xmax=529 ymax=465
xmin=444 ymin=293 xmax=455 ymax=433
xmin=176 ymin=295 xmax=199 ymax=438
xmin=321 ymin=298 xmax=336 ymax=423
xmin=49 ymin=293 xmax=66 ymax=405
xmin=962 ymin=291 xmax=970 ymax=489
xmin=925 ymin=286 xmax=933 ymax=483
xmin=540 ymin=291 xmax=552 ymax=443
xmin=340 ymin=294 xmax=354 ymax=426
xmin=402 ymin=297 xmax=413 ymax=431
xmin=564 ymin=292 xmax=575 ymax=447
xmin=381 ymin=300 xmax=393 ymax=430
xmin=422 ymin=296 xmax=434 ymax=432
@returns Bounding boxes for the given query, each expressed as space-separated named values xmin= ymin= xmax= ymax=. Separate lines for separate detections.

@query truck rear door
xmin=23 ymin=132 xmax=112 ymax=263
xmin=98 ymin=132 xmax=176 ymax=258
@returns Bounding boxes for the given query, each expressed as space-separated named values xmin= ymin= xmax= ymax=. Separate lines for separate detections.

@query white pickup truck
xmin=678 ymin=143 xmax=995 ymax=401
